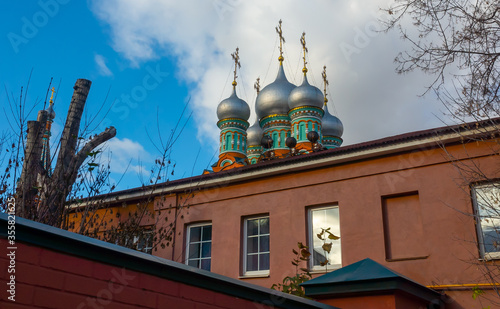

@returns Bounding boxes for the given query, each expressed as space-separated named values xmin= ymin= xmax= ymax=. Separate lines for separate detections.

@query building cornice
xmin=72 ymin=119 xmax=500 ymax=206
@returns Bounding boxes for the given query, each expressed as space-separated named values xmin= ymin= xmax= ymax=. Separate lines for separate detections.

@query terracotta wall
xmin=63 ymin=138 xmax=500 ymax=308
xmin=163 ymin=141 xmax=500 ymax=308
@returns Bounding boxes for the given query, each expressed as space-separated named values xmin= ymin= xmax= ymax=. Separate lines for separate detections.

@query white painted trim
xmin=243 ymin=216 xmax=270 ymax=276
xmin=185 ymin=222 xmax=212 ymax=270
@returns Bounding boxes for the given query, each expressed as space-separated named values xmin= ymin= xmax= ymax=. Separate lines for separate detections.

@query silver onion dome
xmin=45 ymin=103 xmax=56 ymax=119
xmin=255 ymin=65 xmax=296 ymax=119
xmin=322 ymin=103 xmax=344 ymax=137
xmin=288 ymin=75 xmax=324 ymax=110
xmin=217 ymin=88 xmax=250 ymax=121
xmin=246 ymin=119 xmax=263 ymax=146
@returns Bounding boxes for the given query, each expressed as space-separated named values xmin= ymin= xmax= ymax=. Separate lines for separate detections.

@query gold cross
xmin=49 ymin=87 xmax=56 ymax=104
xmin=301 ymin=32 xmax=308 ymax=75
xmin=322 ymin=66 xmax=329 ymax=105
xmin=231 ymin=47 xmax=241 ymax=88
xmin=275 ymin=19 xmax=285 ymax=64
xmin=254 ymin=77 xmax=261 ymax=95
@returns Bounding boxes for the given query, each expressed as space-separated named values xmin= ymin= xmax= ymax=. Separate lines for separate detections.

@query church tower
xmin=255 ymin=20 xmax=295 ymax=157
xmin=288 ymin=33 xmax=325 ymax=152
xmin=246 ymin=78 xmax=264 ymax=164
xmin=213 ymin=48 xmax=251 ymax=172
xmin=40 ymin=87 xmax=56 ymax=176
xmin=320 ymin=67 xmax=344 ymax=149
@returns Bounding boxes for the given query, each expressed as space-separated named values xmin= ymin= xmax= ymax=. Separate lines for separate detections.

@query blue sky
xmin=1 ymin=1 xmax=214 ymax=191
xmin=1 ymin=1 xmax=450 ymax=192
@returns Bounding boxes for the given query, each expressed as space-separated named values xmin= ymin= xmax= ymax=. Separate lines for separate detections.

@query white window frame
xmin=185 ymin=223 xmax=212 ymax=270
xmin=243 ymin=216 xmax=270 ymax=276
xmin=134 ymin=230 xmax=153 ymax=254
xmin=472 ymin=183 xmax=500 ymax=260
xmin=308 ymin=206 xmax=342 ymax=272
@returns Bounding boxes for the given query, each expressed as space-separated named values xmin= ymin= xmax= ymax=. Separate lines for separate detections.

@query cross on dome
xmin=300 ymin=32 xmax=308 ymax=75
xmin=275 ymin=19 xmax=285 ymax=65
xmin=254 ymin=77 xmax=261 ymax=95
xmin=231 ymin=47 xmax=241 ymax=88
xmin=49 ymin=87 xmax=55 ymax=103
xmin=322 ymin=66 xmax=329 ymax=105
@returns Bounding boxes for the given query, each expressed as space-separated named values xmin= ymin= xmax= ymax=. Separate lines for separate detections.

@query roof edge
xmin=73 ymin=117 xmax=500 ymax=206
xmin=0 ymin=213 xmax=335 ymax=309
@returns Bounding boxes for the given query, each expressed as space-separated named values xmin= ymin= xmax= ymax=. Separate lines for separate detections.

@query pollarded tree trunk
xmin=17 ymin=79 xmax=116 ymax=227
xmin=16 ymin=111 xmax=47 ymax=220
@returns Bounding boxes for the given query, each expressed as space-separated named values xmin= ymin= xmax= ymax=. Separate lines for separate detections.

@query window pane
xmin=329 ymin=241 xmax=342 ymax=265
xmin=189 ymin=243 xmax=200 ymax=259
xmin=313 ymin=248 xmax=327 ymax=266
xmin=259 ymin=253 xmax=270 ymax=270
xmin=247 ymin=236 xmax=259 ymax=254
xmin=259 ymin=235 xmax=269 ymax=252
xmin=247 ymin=219 xmax=259 ymax=236
xmin=201 ymin=259 xmax=211 ymax=271
xmin=201 ymin=242 xmax=211 ymax=258
xmin=186 ymin=224 xmax=212 ymax=271
xmin=475 ymin=185 xmax=500 ymax=254
xmin=310 ymin=207 xmax=341 ymax=268
xmin=190 ymin=226 xmax=201 ymax=242
xmin=245 ymin=216 xmax=270 ymax=274
xmin=202 ymin=226 xmax=212 ymax=241
xmin=247 ymin=254 xmax=258 ymax=271
xmin=188 ymin=259 xmax=199 ymax=268
xmin=260 ymin=217 xmax=269 ymax=234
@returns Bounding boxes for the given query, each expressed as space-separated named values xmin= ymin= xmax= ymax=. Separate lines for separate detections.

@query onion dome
xmin=288 ymin=75 xmax=324 ymax=110
xmin=45 ymin=102 xmax=56 ymax=119
xmin=322 ymin=103 xmax=344 ymax=137
xmin=255 ymin=65 xmax=296 ymax=119
xmin=217 ymin=88 xmax=250 ymax=121
xmin=246 ymin=119 xmax=263 ymax=146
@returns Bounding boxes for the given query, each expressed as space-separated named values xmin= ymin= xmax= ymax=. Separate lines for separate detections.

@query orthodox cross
xmin=322 ymin=66 xmax=329 ymax=105
xmin=49 ymin=87 xmax=55 ymax=104
xmin=231 ymin=47 xmax=241 ymax=88
xmin=275 ymin=19 xmax=285 ymax=64
xmin=301 ymin=32 xmax=308 ymax=74
xmin=254 ymin=77 xmax=261 ymax=95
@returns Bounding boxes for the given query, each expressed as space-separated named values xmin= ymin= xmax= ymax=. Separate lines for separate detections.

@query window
xmin=243 ymin=216 xmax=270 ymax=275
xmin=472 ymin=183 xmax=500 ymax=259
xmin=308 ymin=206 xmax=341 ymax=271
xmin=186 ymin=223 xmax=212 ymax=270
xmin=134 ymin=230 xmax=153 ymax=254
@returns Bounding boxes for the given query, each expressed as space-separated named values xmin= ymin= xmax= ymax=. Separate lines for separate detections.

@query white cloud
xmin=90 ymin=0 xmax=448 ymax=152
xmin=105 ymin=137 xmax=153 ymax=176
xmin=94 ymin=54 xmax=113 ymax=76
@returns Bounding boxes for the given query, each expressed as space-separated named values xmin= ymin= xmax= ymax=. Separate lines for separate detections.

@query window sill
xmin=239 ymin=272 xmax=270 ymax=279
xmin=309 ymin=266 xmax=341 ymax=274
xmin=479 ymin=253 xmax=500 ymax=261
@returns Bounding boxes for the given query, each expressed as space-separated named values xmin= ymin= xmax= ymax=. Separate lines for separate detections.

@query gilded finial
xmin=300 ymin=32 xmax=308 ymax=75
xmin=322 ymin=66 xmax=329 ymax=105
xmin=275 ymin=20 xmax=285 ymax=65
xmin=49 ymin=87 xmax=56 ymax=104
xmin=231 ymin=47 xmax=241 ymax=89
xmin=254 ymin=77 xmax=261 ymax=95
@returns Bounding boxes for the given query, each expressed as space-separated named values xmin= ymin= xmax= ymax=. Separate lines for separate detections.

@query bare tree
xmin=382 ymin=0 xmax=499 ymax=120
xmin=2 ymin=76 xmax=196 ymax=257
xmin=69 ymin=103 xmax=195 ymax=256
xmin=15 ymin=79 xmax=116 ymax=227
